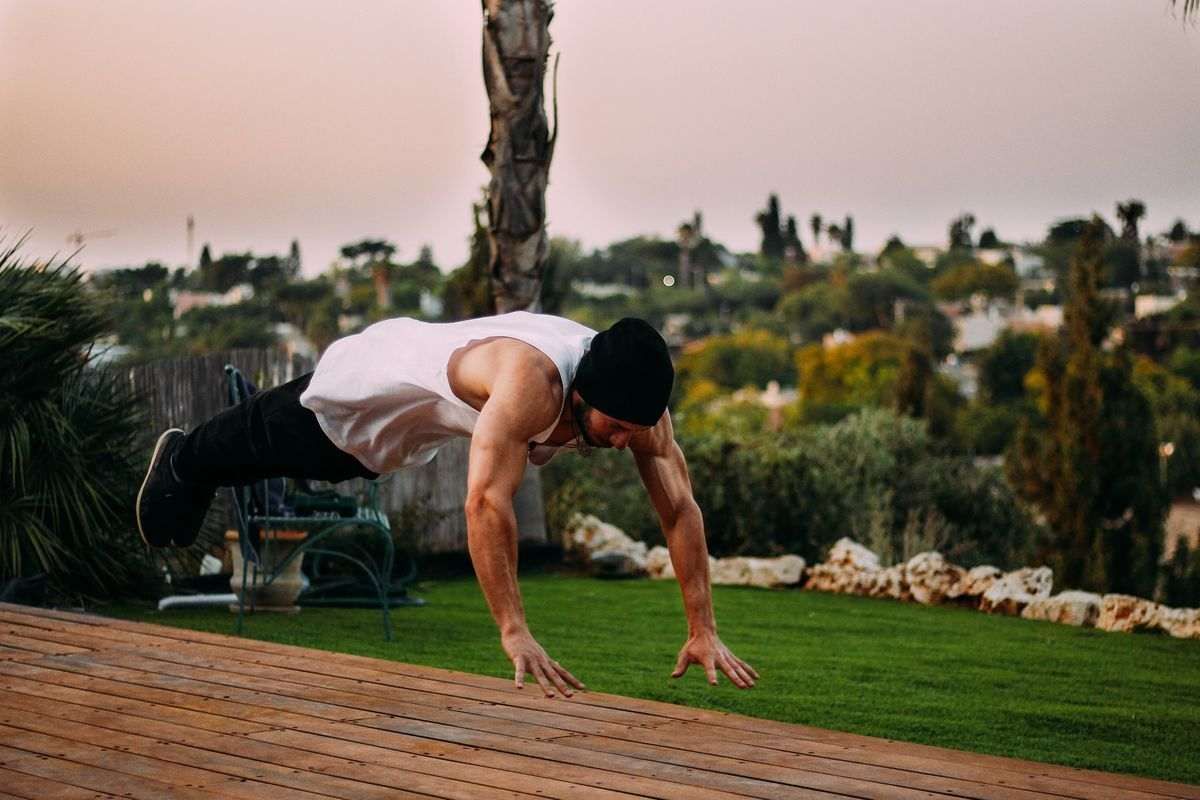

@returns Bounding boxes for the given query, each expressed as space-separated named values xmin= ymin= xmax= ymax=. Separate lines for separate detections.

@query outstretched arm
xmin=466 ymin=366 xmax=584 ymax=698
xmin=632 ymin=413 xmax=758 ymax=689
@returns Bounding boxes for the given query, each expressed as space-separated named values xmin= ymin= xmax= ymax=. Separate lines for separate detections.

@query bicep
xmin=466 ymin=375 xmax=556 ymax=507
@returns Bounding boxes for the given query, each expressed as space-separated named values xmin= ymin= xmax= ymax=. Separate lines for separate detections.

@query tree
xmin=1167 ymin=219 xmax=1190 ymax=243
xmin=1007 ymin=218 xmax=1165 ymax=595
xmin=755 ymin=194 xmax=785 ymax=260
xmin=796 ymin=331 xmax=910 ymax=408
xmin=824 ymin=222 xmax=843 ymax=250
xmin=198 ymin=243 xmax=212 ymax=270
xmin=199 ymin=252 xmax=252 ymax=294
xmin=879 ymin=235 xmax=905 ymax=260
xmin=977 ymin=228 xmax=1001 ymax=249
xmin=1 ymin=246 xmax=156 ymax=601
xmin=978 ymin=330 xmax=1039 ymax=404
xmin=481 ymin=0 xmax=556 ymax=313
xmin=841 ymin=215 xmax=855 ymax=252
xmin=810 ymin=213 xmax=823 ymax=248
xmin=777 ymin=283 xmax=848 ymax=343
xmin=948 ymin=213 xmax=976 ymax=250
xmin=287 ymin=239 xmax=302 ymax=277
xmin=676 ymin=329 xmax=795 ymax=394
xmin=781 ymin=215 xmax=808 ymax=265
xmin=1116 ymin=199 xmax=1146 ymax=244
xmin=844 ymin=270 xmax=930 ymax=330
xmin=1172 ymin=0 xmax=1198 ymax=21
xmin=340 ymin=239 xmax=399 ymax=310
xmin=931 ymin=261 xmax=1018 ymax=303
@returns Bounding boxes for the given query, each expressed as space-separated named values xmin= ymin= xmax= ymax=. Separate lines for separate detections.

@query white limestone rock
xmin=863 ymin=565 xmax=909 ymax=601
xmin=1020 ymin=590 xmax=1103 ymax=627
xmin=904 ymin=552 xmax=966 ymax=605
xmin=565 ymin=514 xmax=648 ymax=577
xmin=1158 ymin=607 xmax=1200 ymax=639
xmin=979 ymin=567 xmax=1053 ymax=615
xmin=1097 ymin=594 xmax=1164 ymax=633
xmin=704 ymin=555 xmax=807 ymax=588
xmin=947 ymin=565 xmax=1003 ymax=606
xmin=805 ymin=562 xmax=866 ymax=595
xmin=645 ymin=545 xmax=674 ymax=580
xmin=805 ymin=539 xmax=885 ymax=597
xmin=710 ymin=557 xmax=751 ymax=586
xmin=826 ymin=538 xmax=881 ymax=571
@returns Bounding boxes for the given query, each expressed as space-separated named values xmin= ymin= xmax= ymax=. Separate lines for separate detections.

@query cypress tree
xmin=756 ymin=194 xmax=785 ymax=260
xmin=1008 ymin=217 xmax=1166 ymax=594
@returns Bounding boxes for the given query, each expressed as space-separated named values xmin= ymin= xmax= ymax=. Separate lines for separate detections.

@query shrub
xmin=541 ymin=407 xmax=1038 ymax=569
xmin=0 ymin=245 xmax=158 ymax=602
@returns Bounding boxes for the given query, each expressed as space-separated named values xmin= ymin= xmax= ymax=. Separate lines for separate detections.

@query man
xmin=137 ymin=312 xmax=758 ymax=697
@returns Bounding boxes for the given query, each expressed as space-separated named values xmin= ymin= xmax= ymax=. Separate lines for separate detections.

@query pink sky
xmin=2 ymin=1 xmax=1198 ymax=275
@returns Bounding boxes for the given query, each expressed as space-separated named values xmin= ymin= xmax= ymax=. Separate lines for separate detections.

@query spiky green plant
xmin=0 ymin=240 xmax=157 ymax=602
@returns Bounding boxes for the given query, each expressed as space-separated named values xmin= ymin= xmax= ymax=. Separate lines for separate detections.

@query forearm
xmin=465 ymin=498 xmax=527 ymax=636
xmin=665 ymin=502 xmax=717 ymax=635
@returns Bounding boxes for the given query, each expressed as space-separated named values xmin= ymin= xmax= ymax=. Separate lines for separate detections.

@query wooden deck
xmin=0 ymin=602 xmax=1195 ymax=800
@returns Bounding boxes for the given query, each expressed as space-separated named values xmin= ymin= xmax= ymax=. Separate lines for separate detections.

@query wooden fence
xmin=126 ymin=350 xmax=547 ymax=554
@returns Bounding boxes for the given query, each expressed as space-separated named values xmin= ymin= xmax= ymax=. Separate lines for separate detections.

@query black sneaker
xmin=136 ymin=429 xmax=215 ymax=548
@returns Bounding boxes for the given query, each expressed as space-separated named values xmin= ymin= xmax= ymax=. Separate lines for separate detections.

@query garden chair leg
xmin=236 ymin=551 xmax=250 ymax=635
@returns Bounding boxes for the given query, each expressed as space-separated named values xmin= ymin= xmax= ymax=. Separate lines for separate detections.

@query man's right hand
xmin=501 ymin=628 xmax=585 ymax=698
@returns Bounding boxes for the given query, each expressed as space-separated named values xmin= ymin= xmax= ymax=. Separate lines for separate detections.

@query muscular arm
xmin=633 ymin=413 xmax=758 ymax=688
xmin=464 ymin=358 xmax=583 ymax=697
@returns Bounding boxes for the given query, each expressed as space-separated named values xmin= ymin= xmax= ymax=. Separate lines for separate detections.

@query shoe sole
xmin=136 ymin=428 xmax=184 ymax=548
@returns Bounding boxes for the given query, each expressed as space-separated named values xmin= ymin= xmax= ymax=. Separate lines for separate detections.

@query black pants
xmin=173 ymin=372 xmax=379 ymax=487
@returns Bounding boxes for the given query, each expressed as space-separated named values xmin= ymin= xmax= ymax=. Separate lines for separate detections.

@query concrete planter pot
xmin=225 ymin=529 xmax=308 ymax=613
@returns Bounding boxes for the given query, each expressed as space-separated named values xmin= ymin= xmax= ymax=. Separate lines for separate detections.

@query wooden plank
xmin=0 ymin=682 xmax=761 ymax=800
xmin=0 ymin=671 xmax=271 ymax=735
xmin=0 ymin=660 xmax=365 ymax=732
xmin=0 ymin=724 xmax=335 ymax=800
xmin=0 ymin=623 xmax=148 ymax=655
xmin=4 ymin=605 xmax=1197 ymax=800
xmin=82 ymin=648 xmax=1082 ymax=800
xmin=0 ymin=742 xmax=231 ymax=800
xmin=18 ymin=656 xmax=718 ymax=799
xmin=251 ymin=724 xmax=822 ymax=800
xmin=88 ymin=648 xmax=592 ymax=738
xmin=8 ymin=654 xmax=382 ymax=724
xmin=0 ymin=707 xmax=500 ymax=800
xmin=0 ymin=689 xmax=563 ymax=800
xmin=0 ymin=766 xmax=127 ymax=800
xmin=87 ymin=641 xmax=1165 ymax=800
xmin=0 ymin=632 xmax=90 ymax=657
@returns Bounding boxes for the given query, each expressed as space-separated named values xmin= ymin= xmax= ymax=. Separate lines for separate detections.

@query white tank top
xmin=299 ymin=311 xmax=596 ymax=474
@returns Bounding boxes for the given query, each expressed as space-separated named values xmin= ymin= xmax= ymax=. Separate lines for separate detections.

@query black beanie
xmin=573 ymin=318 xmax=674 ymax=426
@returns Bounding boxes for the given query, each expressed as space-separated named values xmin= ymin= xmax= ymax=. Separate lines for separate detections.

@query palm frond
xmin=1 ymin=242 xmax=156 ymax=601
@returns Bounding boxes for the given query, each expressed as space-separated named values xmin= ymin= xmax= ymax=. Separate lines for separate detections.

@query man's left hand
xmin=671 ymin=631 xmax=758 ymax=688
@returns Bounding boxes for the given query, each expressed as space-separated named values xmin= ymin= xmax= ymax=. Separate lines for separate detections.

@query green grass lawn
xmin=110 ymin=574 xmax=1200 ymax=785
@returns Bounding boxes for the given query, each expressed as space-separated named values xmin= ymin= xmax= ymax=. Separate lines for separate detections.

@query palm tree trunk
xmin=480 ymin=0 xmax=556 ymax=313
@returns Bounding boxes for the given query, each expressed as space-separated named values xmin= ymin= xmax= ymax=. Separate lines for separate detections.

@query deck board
xmin=0 ymin=602 xmax=1195 ymax=800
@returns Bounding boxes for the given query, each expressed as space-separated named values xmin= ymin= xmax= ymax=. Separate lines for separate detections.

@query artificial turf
xmin=109 ymin=573 xmax=1200 ymax=785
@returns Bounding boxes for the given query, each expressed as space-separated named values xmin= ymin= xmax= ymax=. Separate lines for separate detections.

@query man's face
xmin=574 ymin=396 xmax=651 ymax=450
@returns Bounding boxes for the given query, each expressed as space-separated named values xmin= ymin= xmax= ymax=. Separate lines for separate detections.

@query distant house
xmin=1009 ymin=304 xmax=1063 ymax=333
xmin=1134 ymin=293 xmax=1186 ymax=320
xmin=976 ymin=248 xmax=1009 ymax=267
xmin=419 ymin=290 xmax=444 ymax=318
xmin=169 ymin=284 xmax=255 ymax=320
xmin=909 ymin=246 xmax=941 ymax=269
xmin=1011 ymin=247 xmax=1047 ymax=279
xmin=573 ymin=281 xmax=634 ymax=298
xmin=938 ymin=355 xmax=979 ymax=400
xmin=1164 ymin=499 xmax=1200 ymax=564
xmin=951 ymin=302 xmax=1008 ymax=352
